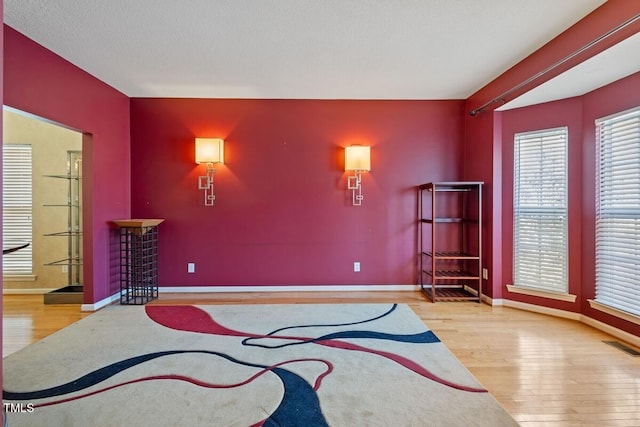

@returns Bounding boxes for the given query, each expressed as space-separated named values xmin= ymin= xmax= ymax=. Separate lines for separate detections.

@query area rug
xmin=3 ymin=304 xmax=518 ymax=426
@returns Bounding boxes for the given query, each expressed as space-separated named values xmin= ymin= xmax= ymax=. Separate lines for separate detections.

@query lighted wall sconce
xmin=345 ymin=145 xmax=371 ymax=206
xmin=195 ymin=138 xmax=224 ymax=206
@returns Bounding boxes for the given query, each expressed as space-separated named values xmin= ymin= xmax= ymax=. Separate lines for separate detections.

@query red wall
xmin=3 ymin=26 xmax=131 ymax=303
xmin=130 ymin=98 xmax=464 ymax=287
xmin=498 ymin=71 xmax=640 ymax=337
xmin=1 ymin=0 xmax=5 ymax=393
xmin=1 ymin=0 xmax=637 ymax=330
xmin=463 ymin=1 xmax=640 ymax=299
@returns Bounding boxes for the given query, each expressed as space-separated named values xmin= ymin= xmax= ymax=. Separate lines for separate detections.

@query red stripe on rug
xmin=145 ymin=305 xmax=487 ymax=393
xmin=146 ymin=305 xmax=263 ymax=337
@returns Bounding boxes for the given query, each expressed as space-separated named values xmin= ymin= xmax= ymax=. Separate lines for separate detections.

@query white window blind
xmin=596 ymin=107 xmax=640 ymax=317
xmin=2 ymin=144 xmax=33 ymax=274
xmin=513 ymin=127 xmax=568 ymax=293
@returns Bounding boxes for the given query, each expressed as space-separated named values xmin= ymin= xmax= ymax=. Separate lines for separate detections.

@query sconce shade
xmin=195 ymin=138 xmax=224 ymax=164
xmin=345 ymin=145 xmax=371 ymax=171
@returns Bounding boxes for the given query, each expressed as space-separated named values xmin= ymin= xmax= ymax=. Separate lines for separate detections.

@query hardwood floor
xmin=3 ymin=291 xmax=640 ymax=426
xmin=2 ymin=294 xmax=92 ymax=358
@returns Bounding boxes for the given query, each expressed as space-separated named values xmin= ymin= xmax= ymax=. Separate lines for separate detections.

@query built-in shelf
xmin=45 ymin=258 xmax=83 ymax=266
xmin=43 ymin=150 xmax=83 ymax=304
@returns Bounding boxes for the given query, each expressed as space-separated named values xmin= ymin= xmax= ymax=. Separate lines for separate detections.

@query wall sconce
xmin=345 ymin=145 xmax=371 ymax=206
xmin=195 ymin=138 xmax=224 ymax=206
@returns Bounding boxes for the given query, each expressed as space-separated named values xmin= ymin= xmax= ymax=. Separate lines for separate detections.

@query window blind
xmin=596 ymin=107 xmax=640 ymax=317
xmin=513 ymin=127 xmax=568 ymax=293
xmin=2 ymin=144 xmax=33 ymax=274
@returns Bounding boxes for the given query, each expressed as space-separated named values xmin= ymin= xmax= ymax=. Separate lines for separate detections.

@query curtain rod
xmin=469 ymin=13 xmax=640 ymax=117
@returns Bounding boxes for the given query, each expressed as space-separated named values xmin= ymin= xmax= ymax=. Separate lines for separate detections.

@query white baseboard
xmin=481 ymin=294 xmax=497 ymax=305
xmin=503 ymin=298 xmax=640 ymax=349
xmin=81 ymin=292 xmax=121 ymax=312
xmin=580 ymin=315 xmax=640 ymax=349
xmin=503 ymin=299 xmax=582 ymax=321
xmin=31 ymin=285 xmax=419 ymax=311
xmin=2 ymin=288 xmax=120 ymax=312
xmin=81 ymin=285 xmax=417 ymax=311
xmin=159 ymin=284 xmax=420 ymax=293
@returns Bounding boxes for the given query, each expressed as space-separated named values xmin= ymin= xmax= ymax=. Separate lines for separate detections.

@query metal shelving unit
xmin=418 ymin=182 xmax=483 ymax=302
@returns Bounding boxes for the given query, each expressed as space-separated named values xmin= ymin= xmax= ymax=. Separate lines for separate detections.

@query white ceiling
xmin=6 ymin=0 xmax=629 ymax=103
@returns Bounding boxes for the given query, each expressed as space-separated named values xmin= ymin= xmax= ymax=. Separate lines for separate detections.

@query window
xmin=2 ymin=144 xmax=33 ymax=275
xmin=596 ymin=107 xmax=640 ymax=317
xmin=513 ymin=127 xmax=568 ymax=293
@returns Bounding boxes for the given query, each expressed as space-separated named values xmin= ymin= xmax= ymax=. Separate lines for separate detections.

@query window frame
xmin=594 ymin=106 xmax=640 ymax=319
xmin=512 ymin=127 xmax=569 ymax=294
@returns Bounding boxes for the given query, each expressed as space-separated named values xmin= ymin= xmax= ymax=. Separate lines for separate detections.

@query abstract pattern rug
xmin=3 ymin=304 xmax=518 ymax=426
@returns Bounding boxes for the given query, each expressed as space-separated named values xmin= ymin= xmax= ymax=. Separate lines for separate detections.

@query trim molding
xmin=74 ymin=286 xmax=420 ymax=311
xmin=581 ymin=313 xmax=640 ymax=348
xmin=506 ymin=285 xmax=577 ymax=302
xmin=159 ymin=284 xmax=420 ymax=293
xmin=481 ymin=294 xmax=496 ymax=305
xmin=504 ymin=298 xmax=640 ymax=348
xmin=81 ymin=292 xmax=121 ymax=312
xmin=588 ymin=299 xmax=640 ymax=326
xmin=503 ymin=299 xmax=581 ymax=320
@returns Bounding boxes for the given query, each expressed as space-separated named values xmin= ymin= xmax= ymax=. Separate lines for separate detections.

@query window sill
xmin=3 ymin=275 xmax=37 ymax=282
xmin=588 ymin=299 xmax=640 ymax=326
xmin=506 ymin=285 xmax=576 ymax=302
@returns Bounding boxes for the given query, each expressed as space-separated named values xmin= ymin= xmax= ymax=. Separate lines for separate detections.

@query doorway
xmin=2 ymin=107 xmax=84 ymax=303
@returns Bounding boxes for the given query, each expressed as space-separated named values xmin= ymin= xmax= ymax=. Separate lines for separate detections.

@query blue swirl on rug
xmin=243 ymin=303 xmax=440 ymax=349
xmin=244 ymin=329 xmax=440 ymax=349
xmin=264 ymin=368 xmax=328 ymax=427
xmin=267 ymin=304 xmax=400 ymax=335
xmin=3 ymin=350 xmax=329 ymax=426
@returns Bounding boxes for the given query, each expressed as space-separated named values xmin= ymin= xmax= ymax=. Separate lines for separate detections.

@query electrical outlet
xmin=188 ymin=263 xmax=195 ymax=273
xmin=354 ymin=262 xmax=361 ymax=272
xmin=482 ymin=268 xmax=488 ymax=280
xmin=61 ymin=265 xmax=68 ymax=273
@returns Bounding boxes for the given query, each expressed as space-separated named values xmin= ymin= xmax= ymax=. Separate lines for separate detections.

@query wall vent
xmin=603 ymin=341 xmax=640 ymax=356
